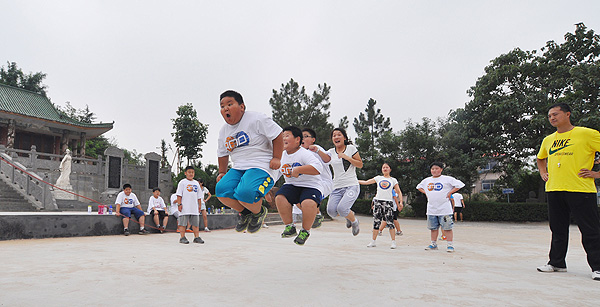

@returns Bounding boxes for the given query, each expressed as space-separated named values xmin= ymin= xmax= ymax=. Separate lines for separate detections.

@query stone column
xmin=6 ymin=119 xmax=15 ymax=149
xmin=79 ymin=132 xmax=86 ymax=157
xmin=60 ymin=130 xmax=69 ymax=154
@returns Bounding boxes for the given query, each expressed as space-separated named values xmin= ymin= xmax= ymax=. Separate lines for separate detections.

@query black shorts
xmin=275 ymin=184 xmax=322 ymax=206
xmin=150 ymin=210 xmax=168 ymax=219
xmin=454 ymin=207 xmax=463 ymax=214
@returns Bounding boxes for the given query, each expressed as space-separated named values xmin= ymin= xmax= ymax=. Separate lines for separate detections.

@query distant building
xmin=0 ymin=83 xmax=113 ymax=156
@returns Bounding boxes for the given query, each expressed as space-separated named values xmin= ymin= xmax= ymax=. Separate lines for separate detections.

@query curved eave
xmin=0 ymin=110 xmax=113 ymax=139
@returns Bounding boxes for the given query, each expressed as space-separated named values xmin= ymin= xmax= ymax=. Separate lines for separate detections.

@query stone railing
xmin=4 ymin=146 xmax=104 ymax=174
xmin=0 ymin=151 xmax=58 ymax=210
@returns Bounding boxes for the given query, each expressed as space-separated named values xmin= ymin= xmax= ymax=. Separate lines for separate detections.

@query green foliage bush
xmin=407 ymin=201 xmax=550 ymax=222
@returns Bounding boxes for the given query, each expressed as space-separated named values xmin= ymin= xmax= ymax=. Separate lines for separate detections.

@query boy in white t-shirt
xmin=215 ymin=90 xmax=283 ymax=234
xmin=301 ymin=128 xmax=333 ymax=228
xmin=115 ymin=183 xmax=148 ymax=236
xmin=147 ymin=187 xmax=169 ymax=232
xmin=275 ymin=126 xmax=324 ymax=245
xmin=416 ymin=162 xmax=464 ymax=252
xmin=451 ymin=193 xmax=465 ymax=222
xmin=175 ymin=166 xmax=205 ymax=244
xmin=198 ymin=178 xmax=212 ymax=232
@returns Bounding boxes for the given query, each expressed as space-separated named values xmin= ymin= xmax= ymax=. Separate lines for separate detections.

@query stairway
xmin=0 ymin=179 xmax=36 ymax=211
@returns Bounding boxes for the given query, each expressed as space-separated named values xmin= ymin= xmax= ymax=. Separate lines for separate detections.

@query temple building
xmin=0 ymin=83 xmax=113 ymax=156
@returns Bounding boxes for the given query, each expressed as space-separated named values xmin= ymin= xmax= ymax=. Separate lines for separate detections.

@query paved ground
xmin=1 ymin=216 xmax=599 ymax=306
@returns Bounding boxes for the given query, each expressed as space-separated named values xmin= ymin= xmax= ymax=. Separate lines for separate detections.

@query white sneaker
xmin=204 ymin=227 xmax=211 ymax=232
xmin=367 ymin=241 xmax=376 ymax=248
xmin=593 ymin=271 xmax=600 ymax=281
xmin=390 ymin=241 xmax=397 ymax=249
xmin=536 ymin=264 xmax=567 ymax=272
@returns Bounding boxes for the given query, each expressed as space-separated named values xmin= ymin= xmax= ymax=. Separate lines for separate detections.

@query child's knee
xmin=326 ymin=206 xmax=338 ymax=217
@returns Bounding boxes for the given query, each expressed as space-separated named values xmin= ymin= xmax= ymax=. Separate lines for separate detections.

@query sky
xmin=2 ymin=1 xmax=599 ymax=168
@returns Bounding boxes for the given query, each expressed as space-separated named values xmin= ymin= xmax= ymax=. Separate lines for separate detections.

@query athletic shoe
xmin=312 ymin=214 xmax=324 ymax=228
xmin=124 ymin=229 xmax=130 ymax=236
xmin=247 ymin=206 xmax=268 ymax=234
xmin=179 ymin=237 xmax=189 ymax=244
xmin=593 ymin=271 xmax=600 ymax=281
xmin=185 ymin=228 xmax=193 ymax=233
xmin=204 ymin=227 xmax=211 ymax=232
xmin=425 ymin=244 xmax=438 ymax=250
xmin=235 ymin=212 xmax=252 ymax=232
xmin=139 ymin=228 xmax=149 ymax=235
xmin=378 ymin=231 xmax=382 ymax=236
xmin=158 ymin=226 xmax=164 ymax=233
xmin=391 ymin=241 xmax=397 ymax=249
xmin=193 ymin=237 xmax=205 ymax=244
xmin=294 ymin=230 xmax=310 ymax=246
xmin=447 ymin=246 xmax=455 ymax=253
xmin=351 ymin=219 xmax=360 ymax=236
xmin=281 ymin=225 xmax=297 ymax=238
xmin=396 ymin=231 xmax=403 ymax=236
xmin=367 ymin=241 xmax=377 ymax=248
xmin=536 ymin=264 xmax=567 ymax=272
xmin=345 ymin=218 xmax=352 ymax=228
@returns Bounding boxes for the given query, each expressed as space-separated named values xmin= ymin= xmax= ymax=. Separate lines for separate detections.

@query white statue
xmin=56 ymin=149 xmax=72 ymax=187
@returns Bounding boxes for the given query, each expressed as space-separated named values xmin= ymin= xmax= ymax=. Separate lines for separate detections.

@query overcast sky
xmin=2 ymin=1 xmax=599 ymax=167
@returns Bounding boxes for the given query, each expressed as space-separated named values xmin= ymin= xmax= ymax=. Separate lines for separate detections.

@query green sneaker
xmin=281 ymin=224 xmax=297 ymax=238
xmin=235 ymin=212 xmax=252 ymax=232
xmin=312 ymin=214 xmax=324 ymax=228
xmin=247 ymin=206 xmax=268 ymax=234
xmin=294 ymin=229 xmax=310 ymax=246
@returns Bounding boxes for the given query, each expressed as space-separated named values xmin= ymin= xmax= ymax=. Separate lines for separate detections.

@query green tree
xmin=172 ymin=103 xmax=208 ymax=169
xmin=0 ymin=61 xmax=48 ymax=97
xmin=159 ymin=139 xmax=171 ymax=169
xmin=269 ymin=78 xmax=335 ymax=148
xmin=353 ymin=98 xmax=392 ymax=181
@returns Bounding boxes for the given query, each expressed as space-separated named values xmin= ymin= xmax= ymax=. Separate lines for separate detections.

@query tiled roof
xmin=0 ymin=83 xmax=113 ymax=129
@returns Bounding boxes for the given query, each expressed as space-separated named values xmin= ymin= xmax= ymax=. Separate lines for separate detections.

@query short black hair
xmin=220 ymin=90 xmax=244 ymax=105
xmin=548 ymin=102 xmax=571 ymax=113
xmin=283 ymin=126 xmax=303 ymax=139
xmin=184 ymin=165 xmax=195 ymax=172
xmin=123 ymin=183 xmax=132 ymax=190
xmin=430 ymin=162 xmax=445 ymax=169
xmin=302 ymin=128 xmax=317 ymax=140
xmin=198 ymin=178 xmax=204 ymax=184
xmin=152 ymin=187 xmax=161 ymax=192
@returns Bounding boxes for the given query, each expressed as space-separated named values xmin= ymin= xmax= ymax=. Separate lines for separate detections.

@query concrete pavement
xmin=0 ymin=217 xmax=599 ymax=306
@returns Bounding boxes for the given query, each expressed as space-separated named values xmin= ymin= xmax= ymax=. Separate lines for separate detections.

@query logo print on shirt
xmin=280 ymin=162 xmax=302 ymax=178
xmin=124 ymin=198 xmax=133 ymax=205
xmin=225 ymin=131 xmax=250 ymax=152
xmin=186 ymin=184 xmax=198 ymax=192
xmin=379 ymin=180 xmax=391 ymax=190
xmin=427 ymin=182 xmax=443 ymax=191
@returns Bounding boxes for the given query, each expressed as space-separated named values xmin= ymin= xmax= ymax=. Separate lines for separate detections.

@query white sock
xmin=447 ymin=241 xmax=454 ymax=246
xmin=431 ymin=240 xmax=437 ymax=246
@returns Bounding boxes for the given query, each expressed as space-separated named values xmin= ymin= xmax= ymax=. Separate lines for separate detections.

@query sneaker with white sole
xmin=367 ymin=241 xmax=376 ymax=248
xmin=179 ymin=237 xmax=189 ymax=244
xmin=425 ymin=244 xmax=438 ymax=250
xmin=204 ymin=227 xmax=211 ymax=232
xmin=396 ymin=231 xmax=403 ymax=236
xmin=447 ymin=246 xmax=455 ymax=253
xmin=536 ymin=264 xmax=567 ymax=272
xmin=593 ymin=271 xmax=600 ymax=281
xmin=351 ymin=219 xmax=360 ymax=236
xmin=391 ymin=241 xmax=397 ymax=249
xmin=345 ymin=218 xmax=352 ymax=228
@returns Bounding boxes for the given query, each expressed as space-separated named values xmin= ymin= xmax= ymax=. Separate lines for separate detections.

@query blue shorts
xmin=120 ymin=207 xmax=145 ymax=219
xmin=427 ymin=215 xmax=454 ymax=231
xmin=276 ymin=184 xmax=322 ymax=206
xmin=215 ymin=168 xmax=274 ymax=204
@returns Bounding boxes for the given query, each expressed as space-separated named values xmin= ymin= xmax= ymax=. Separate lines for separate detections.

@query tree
xmin=171 ymin=103 xmax=208 ymax=169
xmin=159 ymin=139 xmax=171 ymax=169
xmin=353 ymin=98 xmax=392 ymax=180
xmin=458 ymin=23 xmax=600 ymax=199
xmin=0 ymin=61 xmax=48 ymax=97
xmin=270 ymin=78 xmax=335 ymax=148
xmin=56 ymin=101 xmax=97 ymax=123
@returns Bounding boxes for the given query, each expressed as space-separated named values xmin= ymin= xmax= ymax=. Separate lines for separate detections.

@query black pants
xmin=547 ymin=192 xmax=600 ymax=271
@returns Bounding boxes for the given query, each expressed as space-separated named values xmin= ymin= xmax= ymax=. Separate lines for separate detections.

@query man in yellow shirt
xmin=536 ymin=102 xmax=600 ymax=281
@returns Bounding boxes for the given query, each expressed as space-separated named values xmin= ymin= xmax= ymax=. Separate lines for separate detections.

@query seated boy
xmin=115 ymin=183 xmax=149 ymax=235
xmin=215 ymin=90 xmax=283 ymax=233
xmin=147 ymin=187 xmax=169 ymax=232
xmin=275 ymin=126 xmax=324 ymax=245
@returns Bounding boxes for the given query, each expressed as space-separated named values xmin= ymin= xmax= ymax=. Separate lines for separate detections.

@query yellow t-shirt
xmin=537 ymin=126 xmax=600 ymax=193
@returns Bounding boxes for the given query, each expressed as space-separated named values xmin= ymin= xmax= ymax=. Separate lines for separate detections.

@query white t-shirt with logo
xmin=280 ymin=147 xmax=324 ymax=193
xmin=217 ymin=111 xmax=283 ymax=179
xmin=374 ymin=175 xmax=398 ymax=202
xmin=328 ymin=144 xmax=359 ymax=189
xmin=176 ymin=179 xmax=202 ymax=215
xmin=451 ymin=193 xmax=464 ymax=207
xmin=147 ymin=195 xmax=167 ymax=213
xmin=115 ymin=191 xmax=140 ymax=208
xmin=416 ymin=175 xmax=465 ymax=216
xmin=200 ymin=186 xmax=209 ymax=205
xmin=169 ymin=194 xmax=179 ymax=215
xmin=310 ymin=144 xmax=334 ymax=197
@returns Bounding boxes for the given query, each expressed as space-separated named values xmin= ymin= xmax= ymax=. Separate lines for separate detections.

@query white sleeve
xmin=176 ymin=181 xmax=184 ymax=197
xmin=147 ymin=197 xmax=154 ymax=213
xmin=416 ymin=179 xmax=427 ymax=190
xmin=217 ymin=126 xmax=229 ymax=158
xmin=304 ymin=150 xmax=323 ymax=174
xmin=257 ymin=113 xmax=283 ymax=141
xmin=452 ymin=177 xmax=465 ymax=189
xmin=132 ymin=194 xmax=140 ymax=206
xmin=115 ymin=192 xmax=123 ymax=205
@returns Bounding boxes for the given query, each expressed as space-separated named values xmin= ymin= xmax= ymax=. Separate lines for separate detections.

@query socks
xmin=431 ymin=240 xmax=437 ymax=246
xmin=447 ymin=241 xmax=454 ymax=246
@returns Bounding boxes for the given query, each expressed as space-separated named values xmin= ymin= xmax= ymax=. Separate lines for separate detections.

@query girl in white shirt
xmin=326 ymin=128 xmax=363 ymax=236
